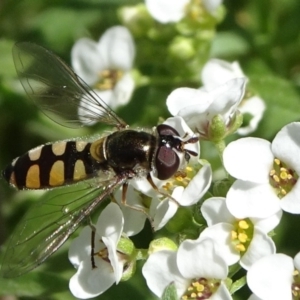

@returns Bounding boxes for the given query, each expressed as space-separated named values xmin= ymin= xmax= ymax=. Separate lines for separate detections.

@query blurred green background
xmin=0 ymin=0 xmax=300 ymax=299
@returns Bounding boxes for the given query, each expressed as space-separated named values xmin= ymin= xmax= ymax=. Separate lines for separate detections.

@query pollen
xmin=238 ymin=233 xmax=248 ymax=243
xmin=292 ymin=269 xmax=300 ymax=298
xmin=95 ymin=69 xmax=124 ymax=90
xmin=162 ymin=163 xmax=199 ymax=193
xmin=181 ymin=278 xmax=220 ymax=300
xmin=269 ymin=158 xmax=298 ymax=198
xmin=231 ymin=218 xmax=253 ymax=254
xmin=238 ymin=220 xmax=249 ymax=229
xmin=236 ymin=244 xmax=246 ymax=252
xmin=162 ymin=181 xmax=173 ymax=191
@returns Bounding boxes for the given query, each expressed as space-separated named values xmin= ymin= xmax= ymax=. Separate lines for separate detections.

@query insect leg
xmin=146 ymin=174 xmax=180 ymax=206
xmin=120 ymin=182 xmax=155 ymax=229
xmin=90 ymin=225 xmax=97 ymax=269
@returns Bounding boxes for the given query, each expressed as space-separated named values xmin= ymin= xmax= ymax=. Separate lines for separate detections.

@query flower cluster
xmin=66 ymin=15 xmax=300 ymax=300
xmin=4 ymin=1 xmax=298 ymax=300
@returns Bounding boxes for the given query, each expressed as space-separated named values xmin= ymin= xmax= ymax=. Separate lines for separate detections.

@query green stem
xmin=213 ymin=139 xmax=226 ymax=164
xmin=213 ymin=139 xmax=235 ymax=182
xmin=229 ymin=276 xmax=247 ymax=295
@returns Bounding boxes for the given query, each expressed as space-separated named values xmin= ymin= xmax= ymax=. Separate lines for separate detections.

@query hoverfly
xmin=1 ymin=42 xmax=198 ymax=278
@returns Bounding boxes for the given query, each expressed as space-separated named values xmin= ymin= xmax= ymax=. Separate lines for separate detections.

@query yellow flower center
xmin=181 ymin=277 xmax=220 ymax=300
xmin=162 ymin=165 xmax=198 ymax=193
xmin=231 ymin=219 xmax=253 ymax=253
xmin=292 ymin=269 xmax=300 ymax=299
xmin=269 ymin=158 xmax=298 ymax=199
xmin=95 ymin=69 xmax=123 ymax=90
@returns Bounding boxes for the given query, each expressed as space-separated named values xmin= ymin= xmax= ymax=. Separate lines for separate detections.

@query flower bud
xmin=148 ymin=237 xmax=177 ymax=254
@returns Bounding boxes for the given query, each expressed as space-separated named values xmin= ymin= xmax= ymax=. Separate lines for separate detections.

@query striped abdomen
xmin=3 ymin=140 xmax=104 ymax=190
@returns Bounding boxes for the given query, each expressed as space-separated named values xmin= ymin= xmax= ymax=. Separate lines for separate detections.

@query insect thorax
xmin=91 ymin=129 xmax=157 ymax=178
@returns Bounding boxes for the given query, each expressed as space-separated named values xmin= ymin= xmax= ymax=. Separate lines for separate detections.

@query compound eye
xmin=155 ymin=145 xmax=179 ymax=180
xmin=157 ymin=124 xmax=179 ymax=136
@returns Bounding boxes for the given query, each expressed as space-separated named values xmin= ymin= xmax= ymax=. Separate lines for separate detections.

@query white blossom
xmin=142 ymin=238 xmax=231 ymax=299
xmin=200 ymin=59 xmax=265 ymax=135
xmin=247 ymin=253 xmax=298 ymax=300
xmin=200 ymin=197 xmax=281 ymax=269
xmin=223 ymin=122 xmax=300 ymax=218
xmin=167 ymin=78 xmax=246 ymax=139
xmin=145 ymin=0 xmax=223 ymax=23
xmin=71 ymin=26 xmax=135 ymax=124
xmin=69 ymin=203 xmax=126 ymax=299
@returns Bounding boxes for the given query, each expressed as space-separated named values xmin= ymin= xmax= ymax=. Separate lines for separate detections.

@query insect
xmin=1 ymin=42 xmax=199 ymax=278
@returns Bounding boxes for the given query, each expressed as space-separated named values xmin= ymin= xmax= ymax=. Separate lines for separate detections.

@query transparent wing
xmin=12 ymin=42 xmax=128 ymax=129
xmin=1 ymin=178 xmax=123 ymax=278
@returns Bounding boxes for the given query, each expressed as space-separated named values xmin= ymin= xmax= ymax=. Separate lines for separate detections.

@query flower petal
xmin=68 ymin=226 xmax=92 ymax=268
xmin=237 ymin=96 xmax=266 ymax=136
xmin=145 ymin=0 xmax=189 ymax=23
xmin=95 ymin=202 xmax=124 ymax=246
xmin=69 ymin=258 xmax=115 ymax=299
xmin=223 ymin=138 xmax=273 ymax=183
xmin=179 ymin=164 xmax=212 ymax=206
xmin=280 ymin=181 xmax=300 ymax=213
xmin=78 ymin=89 xmax=114 ymax=126
xmin=177 ymin=239 xmax=228 ymax=279
xmin=201 ymin=59 xmax=245 ymax=90
xmin=240 ymin=227 xmax=276 ymax=270
xmin=226 ymin=180 xmax=281 ymax=218
xmin=142 ymin=250 xmax=188 ymax=298
xmin=102 ymin=236 xmax=123 ymax=284
xmin=207 ymin=78 xmax=246 ymax=120
xmin=272 ymin=122 xmax=300 ymax=174
xmin=114 ymin=185 xmax=147 ymax=236
xmin=247 ymin=254 xmax=294 ymax=300
xmin=201 ymin=197 xmax=235 ymax=225
xmin=154 ymin=196 xmax=179 ymax=230
xmin=111 ymin=72 xmax=135 ymax=109
xmin=71 ymin=38 xmax=104 ymax=85
xmin=294 ymin=252 xmax=300 ymax=271
xmin=251 ymin=210 xmax=282 ymax=233
xmin=198 ymin=223 xmax=240 ymax=266
xmin=210 ymin=281 xmax=232 ymax=300
xmin=167 ymin=88 xmax=211 ymax=117
xmin=97 ymin=26 xmax=135 ymax=71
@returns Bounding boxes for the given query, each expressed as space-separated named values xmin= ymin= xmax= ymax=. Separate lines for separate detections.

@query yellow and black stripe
xmin=3 ymin=140 xmax=105 ymax=190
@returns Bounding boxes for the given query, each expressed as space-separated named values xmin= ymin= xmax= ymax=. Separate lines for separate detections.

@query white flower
xmin=201 ymin=59 xmax=245 ymax=90
xmin=167 ymin=78 xmax=246 ymax=139
xmin=145 ymin=0 xmax=189 ymax=23
xmin=153 ymin=161 xmax=212 ymax=230
xmin=71 ymin=26 xmax=135 ymax=124
xmin=69 ymin=203 xmax=127 ymax=299
xmin=145 ymin=0 xmax=223 ymax=23
xmin=201 ymin=59 xmax=266 ymax=136
xmin=223 ymin=122 xmax=300 ymax=218
xmin=247 ymin=253 xmax=300 ymax=300
xmin=142 ymin=238 xmax=231 ymax=299
xmin=237 ymin=95 xmax=266 ymax=136
xmin=200 ymin=197 xmax=281 ymax=269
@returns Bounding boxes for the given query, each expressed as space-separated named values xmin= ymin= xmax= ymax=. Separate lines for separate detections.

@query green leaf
xmin=162 ymin=282 xmax=178 ymax=300
xmin=210 ymin=32 xmax=251 ymax=58
xmin=249 ymin=75 xmax=300 ymax=139
xmin=31 ymin=8 xmax=101 ymax=52
xmin=0 ymin=39 xmax=16 ymax=78
xmin=229 ymin=276 xmax=247 ymax=294
xmin=0 ymin=271 xmax=69 ymax=297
